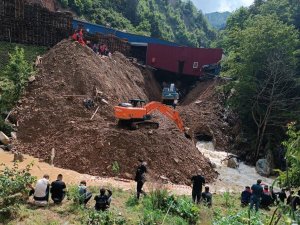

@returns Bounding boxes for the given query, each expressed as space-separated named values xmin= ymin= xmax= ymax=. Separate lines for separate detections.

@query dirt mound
xmin=179 ymin=78 xmax=239 ymax=152
xmin=12 ymin=40 xmax=217 ymax=184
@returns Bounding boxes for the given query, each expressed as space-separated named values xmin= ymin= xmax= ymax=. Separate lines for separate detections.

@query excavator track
xmin=131 ymin=121 xmax=159 ymax=130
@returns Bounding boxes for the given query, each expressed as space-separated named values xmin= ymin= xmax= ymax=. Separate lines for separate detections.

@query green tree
xmin=224 ymin=15 xmax=300 ymax=159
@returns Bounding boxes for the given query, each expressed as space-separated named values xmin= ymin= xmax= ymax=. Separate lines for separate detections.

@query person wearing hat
xmin=135 ymin=160 xmax=147 ymax=200
xmin=261 ymin=185 xmax=273 ymax=208
xmin=250 ymin=179 xmax=263 ymax=211
xmin=191 ymin=169 xmax=205 ymax=204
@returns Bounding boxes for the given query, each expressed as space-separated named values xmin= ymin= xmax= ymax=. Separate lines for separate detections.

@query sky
xmin=191 ymin=0 xmax=254 ymax=13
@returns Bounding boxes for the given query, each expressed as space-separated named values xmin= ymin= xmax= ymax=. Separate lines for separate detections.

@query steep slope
xmin=205 ymin=12 xmax=231 ymax=30
xmin=12 ymin=40 xmax=217 ymax=184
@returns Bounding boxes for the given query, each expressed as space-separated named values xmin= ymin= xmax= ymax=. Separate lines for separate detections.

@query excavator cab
xmin=129 ymin=99 xmax=146 ymax=107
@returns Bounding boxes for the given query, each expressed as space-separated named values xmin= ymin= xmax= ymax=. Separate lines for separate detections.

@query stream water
xmin=196 ymin=141 xmax=276 ymax=193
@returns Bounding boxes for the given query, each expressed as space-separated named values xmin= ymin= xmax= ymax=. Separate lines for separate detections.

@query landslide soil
xmin=12 ymin=40 xmax=217 ymax=184
xmin=179 ymin=78 xmax=239 ymax=152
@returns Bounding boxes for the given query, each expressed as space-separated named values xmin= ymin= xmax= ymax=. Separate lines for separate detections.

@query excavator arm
xmin=144 ymin=101 xmax=185 ymax=132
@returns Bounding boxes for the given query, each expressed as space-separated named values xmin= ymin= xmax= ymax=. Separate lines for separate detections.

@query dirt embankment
xmin=12 ymin=40 xmax=217 ymax=184
xmin=179 ymin=79 xmax=239 ymax=152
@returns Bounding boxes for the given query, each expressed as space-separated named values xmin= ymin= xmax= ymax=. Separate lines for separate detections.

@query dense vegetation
xmin=58 ymin=0 xmax=215 ymax=47
xmin=0 ymin=42 xmax=46 ymax=134
xmin=205 ymin=12 xmax=231 ymax=30
xmin=217 ymin=0 xmax=300 ymax=163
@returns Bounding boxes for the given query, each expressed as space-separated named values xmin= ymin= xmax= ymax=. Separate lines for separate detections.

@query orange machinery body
xmin=114 ymin=101 xmax=185 ymax=132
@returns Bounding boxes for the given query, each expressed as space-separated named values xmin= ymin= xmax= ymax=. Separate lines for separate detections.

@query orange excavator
xmin=114 ymin=99 xmax=188 ymax=134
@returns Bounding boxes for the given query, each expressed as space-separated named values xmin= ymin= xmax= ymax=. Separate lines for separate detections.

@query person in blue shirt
xmin=241 ymin=186 xmax=252 ymax=206
xmin=250 ymin=179 xmax=263 ymax=211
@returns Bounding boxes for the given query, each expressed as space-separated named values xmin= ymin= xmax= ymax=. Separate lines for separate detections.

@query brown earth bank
xmin=11 ymin=39 xmax=217 ymax=185
xmin=179 ymin=78 xmax=239 ymax=152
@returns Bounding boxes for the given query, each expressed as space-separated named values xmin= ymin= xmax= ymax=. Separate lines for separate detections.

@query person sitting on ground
xmin=278 ymin=188 xmax=287 ymax=204
xmin=94 ymin=188 xmax=112 ymax=211
xmin=287 ymin=190 xmax=294 ymax=205
xmin=241 ymin=186 xmax=252 ymax=206
xmin=78 ymin=180 xmax=92 ymax=207
xmin=260 ymin=185 xmax=273 ymax=209
xmin=250 ymin=179 xmax=263 ymax=212
xmin=50 ymin=174 xmax=66 ymax=204
xmin=201 ymin=186 xmax=212 ymax=207
xmin=291 ymin=190 xmax=300 ymax=211
xmin=30 ymin=174 xmax=50 ymax=206
xmin=191 ymin=169 xmax=205 ymax=204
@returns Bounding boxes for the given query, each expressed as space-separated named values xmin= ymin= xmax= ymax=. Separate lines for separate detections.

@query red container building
xmin=146 ymin=44 xmax=223 ymax=77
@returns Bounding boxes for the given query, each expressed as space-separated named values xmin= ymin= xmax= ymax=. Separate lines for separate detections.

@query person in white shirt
xmin=33 ymin=174 xmax=50 ymax=202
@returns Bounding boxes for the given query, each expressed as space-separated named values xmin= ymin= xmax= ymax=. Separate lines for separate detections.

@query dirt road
xmin=0 ymin=151 xmax=192 ymax=195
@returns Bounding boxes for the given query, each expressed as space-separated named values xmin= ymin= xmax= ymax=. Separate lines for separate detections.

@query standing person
xmin=94 ymin=188 xmax=112 ymax=211
xmin=250 ymin=179 xmax=263 ymax=212
xmin=241 ymin=186 xmax=252 ymax=206
xmin=278 ymin=188 xmax=287 ymax=203
xmin=31 ymin=174 xmax=50 ymax=205
xmin=78 ymin=180 xmax=93 ymax=207
xmin=135 ymin=161 xmax=147 ymax=200
xmin=191 ymin=169 xmax=205 ymax=204
xmin=50 ymin=174 xmax=66 ymax=204
xmin=291 ymin=190 xmax=300 ymax=211
xmin=287 ymin=190 xmax=294 ymax=205
xmin=201 ymin=186 xmax=212 ymax=207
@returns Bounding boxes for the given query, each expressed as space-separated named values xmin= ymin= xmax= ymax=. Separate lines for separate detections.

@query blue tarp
xmin=72 ymin=19 xmax=180 ymax=47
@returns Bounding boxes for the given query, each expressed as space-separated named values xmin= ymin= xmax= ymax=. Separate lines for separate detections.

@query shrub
xmin=81 ymin=210 xmax=126 ymax=225
xmin=132 ymin=189 xmax=200 ymax=225
xmin=0 ymin=162 xmax=36 ymax=220
xmin=111 ymin=161 xmax=120 ymax=176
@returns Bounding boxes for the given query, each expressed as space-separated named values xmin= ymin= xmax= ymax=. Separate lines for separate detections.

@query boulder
xmin=0 ymin=131 xmax=10 ymax=145
xmin=256 ymin=159 xmax=271 ymax=176
xmin=227 ymin=157 xmax=238 ymax=169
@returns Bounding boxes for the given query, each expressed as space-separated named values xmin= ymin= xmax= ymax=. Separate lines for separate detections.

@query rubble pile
xmin=12 ymin=40 xmax=217 ymax=184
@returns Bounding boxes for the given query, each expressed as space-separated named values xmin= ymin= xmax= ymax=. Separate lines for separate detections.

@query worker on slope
xmin=250 ymin=179 xmax=263 ymax=212
xmin=72 ymin=29 xmax=85 ymax=46
xmin=191 ymin=169 xmax=205 ymax=204
xmin=94 ymin=188 xmax=113 ymax=211
xmin=135 ymin=161 xmax=147 ymax=200
xmin=50 ymin=174 xmax=66 ymax=204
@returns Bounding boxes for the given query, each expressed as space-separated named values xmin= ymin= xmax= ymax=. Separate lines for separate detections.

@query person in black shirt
xmin=202 ymin=186 xmax=212 ymax=207
xmin=94 ymin=188 xmax=112 ymax=211
xmin=191 ymin=169 xmax=205 ymax=204
xmin=241 ymin=186 xmax=252 ymax=206
xmin=50 ymin=174 xmax=66 ymax=204
xmin=278 ymin=188 xmax=287 ymax=203
xmin=135 ymin=161 xmax=147 ymax=200
xmin=291 ymin=190 xmax=300 ymax=211
xmin=287 ymin=190 xmax=294 ymax=205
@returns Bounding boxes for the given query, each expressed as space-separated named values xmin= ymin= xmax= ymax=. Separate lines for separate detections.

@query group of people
xmin=241 ymin=179 xmax=300 ymax=211
xmin=71 ymin=29 xmax=111 ymax=57
xmin=29 ymin=174 xmax=112 ymax=211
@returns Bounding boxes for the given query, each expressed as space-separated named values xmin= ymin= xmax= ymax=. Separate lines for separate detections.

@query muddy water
xmin=197 ymin=141 xmax=276 ymax=193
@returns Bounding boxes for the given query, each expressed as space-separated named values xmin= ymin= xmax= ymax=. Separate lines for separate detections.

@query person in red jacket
xmin=72 ymin=29 xmax=85 ymax=46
